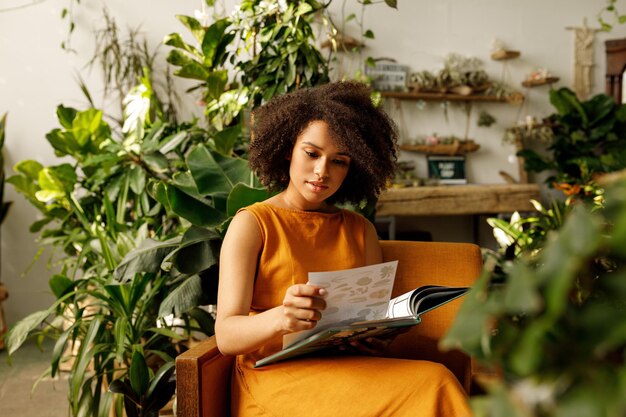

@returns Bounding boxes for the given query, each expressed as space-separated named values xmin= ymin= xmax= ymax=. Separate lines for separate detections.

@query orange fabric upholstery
xmin=175 ymin=240 xmax=483 ymax=417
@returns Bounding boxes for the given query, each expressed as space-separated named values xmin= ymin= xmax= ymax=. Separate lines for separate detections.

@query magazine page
xmin=282 ymin=260 xmax=398 ymax=349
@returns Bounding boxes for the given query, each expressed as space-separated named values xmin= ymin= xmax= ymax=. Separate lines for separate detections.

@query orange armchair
xmin=175 ymin=240 xmax=483 ymax=417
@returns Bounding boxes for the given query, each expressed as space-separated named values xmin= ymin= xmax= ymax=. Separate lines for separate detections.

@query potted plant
xmin=518 ymin=87 xmax=626 ymax=201
xmin=4 ymin=1 xmax=398 ymax=415
xmin=442 ymin=171 xmax=626 ymax=416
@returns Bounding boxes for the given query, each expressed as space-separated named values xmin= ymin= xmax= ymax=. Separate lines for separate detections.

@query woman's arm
xmin=364 ymin=220 xmax=383 ymax=265
xmin=215 ymin=210 xmax=327 ymax=356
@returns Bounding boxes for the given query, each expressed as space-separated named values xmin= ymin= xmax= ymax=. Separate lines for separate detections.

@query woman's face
xmin=285 ymin=120 xmax=351 ymax=210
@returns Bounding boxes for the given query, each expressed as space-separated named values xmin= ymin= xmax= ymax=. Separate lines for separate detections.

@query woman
xmin=215 ymin=81 xmax=471 ymax=417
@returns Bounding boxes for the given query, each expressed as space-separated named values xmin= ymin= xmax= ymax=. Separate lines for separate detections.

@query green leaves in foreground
xmin=442 ymin=178 xmax=626 ymax=417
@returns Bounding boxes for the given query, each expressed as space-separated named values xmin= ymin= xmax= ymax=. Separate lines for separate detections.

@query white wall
xmin=327 ymin=0 xmax=626 ymax=183
xmin=1 ymin=0 xmax=625 ymax=325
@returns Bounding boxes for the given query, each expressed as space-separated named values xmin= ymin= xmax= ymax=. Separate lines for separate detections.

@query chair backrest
xmin=175 ymin=240 xmax=483 ymax=417
xmin=380 ymin=240 xmax=483 ymax=391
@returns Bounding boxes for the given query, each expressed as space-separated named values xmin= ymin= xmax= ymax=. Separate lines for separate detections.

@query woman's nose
xmin=314 ymin=159 xmax=328 ymax=178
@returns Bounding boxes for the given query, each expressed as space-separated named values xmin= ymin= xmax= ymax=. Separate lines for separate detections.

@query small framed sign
xmin=365 ymin=63 xmax=409 ymax=91
xmin=427 ymin=155 xmax=467 ymax=184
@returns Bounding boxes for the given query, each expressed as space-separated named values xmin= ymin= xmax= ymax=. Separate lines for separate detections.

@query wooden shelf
xmin=400 ymin=140 xmax=480 ymax=155
xmin=381 ymin=91 xmax=511 ymax=102
xmin=491 ymin=50 xmax=521 ymax=61
xmin=376 ymin=183 xmax=540 ymax=217
xmin=521 ymin=77 xmax=559 ymax=88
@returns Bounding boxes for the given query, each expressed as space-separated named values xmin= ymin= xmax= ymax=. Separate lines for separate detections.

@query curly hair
xmin=248 ymin=81 xmax=398 ymax=204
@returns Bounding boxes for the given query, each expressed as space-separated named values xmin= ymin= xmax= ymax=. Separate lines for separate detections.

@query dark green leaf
xmin=56 ymin=105 xmax=78 ymax=129
xmin=166 ymin=225 xmax=220 ymax=274
xmin=158 ymin=275 xmax=203 ymax=317
xmin=384 ymin=0 xmax=398 ymax=8
xmin=114 ymin=237 xmax=180 ymax=282
xmin=49 ymin=274 xmax=74 ymax=298
xmin=187 ymin=145 xmax=231 ymax=195
xmin=212 ymin=125 xmax=240 ymax=156
xmin=226 ymin=184 xmax=270 ymax=217
xmin=109 ymin=379 xmax=139 ymax=404
xmin=166 ymin=185 xmax=226 ymax=227
xmin=50 ymin=330 xmax=70 ymax=377
xmin=188 ymin=306 xmax=215 ymax=335
xmin=144 ymin=362 xmax=176 ymax=410
xmin=129 ymin=350 xmax=150 ymax=397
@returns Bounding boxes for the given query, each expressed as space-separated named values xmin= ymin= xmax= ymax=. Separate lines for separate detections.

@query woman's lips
xmin=306 ymin=181 xmax=328 ymax=192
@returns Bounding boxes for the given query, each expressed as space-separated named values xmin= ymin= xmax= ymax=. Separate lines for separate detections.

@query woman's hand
xmin=279 ymin=284 xmax=327 ymax=334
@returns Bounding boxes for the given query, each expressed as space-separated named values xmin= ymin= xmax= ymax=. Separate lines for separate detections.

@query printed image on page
xmin=282 ymin=260 xmax=398 ymax=348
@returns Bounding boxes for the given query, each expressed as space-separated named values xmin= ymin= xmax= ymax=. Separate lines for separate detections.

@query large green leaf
xmin=165 ymin=185 xmax=226 ymax=227
xmin=49 ymin=274 xmax=74 ymax=298
xmin=143 ymin=361 xmax=176 ymax=412
xmin=163 ymin=33 xmax=203 ymax=61
xmin=186 ymin=145 xmax=231 ymax=195
xmin=189 ymin=145 xmax=252 ymax=196
xmin=202 ymin=18 xmax=230 ymax=68
xmin=226 ymin=183 xmax=270 ymax=217
xmin=206 ymin=70 xmax=229 ymax=101
xmin=114 ymin=237 xmax=181 ymax=282
xmin=13 ymin=159 xmax=43 ymax=180
xmin=129 ymin=350 xmax=150 ymax=397
xmin=187 ymin=307 xmax=215 ymax=335
xmin=50 ymin=330 xmax=70 ymax=377
xmin=550 ymin=88 xmax=588 ymax=128
xmin=173 ymin=61 xmax=211 ymax=81
xmin=212 ymin=125 xmax=240 ymax=156
xmin=164 ymin=225 xmax=220 ymax=274
xmin=158 ymin=274 xmax=203 ymax=317
xmin=5 ymin=309 xmax=54 ymax=355
xmin=56 ymin=105 xmax=78 ymax=129
xmin=175 ymin=15 xmax=205 ymax=44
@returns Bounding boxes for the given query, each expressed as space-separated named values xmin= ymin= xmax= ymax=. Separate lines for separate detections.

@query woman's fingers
xmin=283 ymin=284 xmax=327 ymax=310
xmin=280 ymin=284 xmax=328 ymax=332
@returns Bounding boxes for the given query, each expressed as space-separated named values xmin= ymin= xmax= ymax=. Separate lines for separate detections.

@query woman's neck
xmin=270 ymin=192 xmax=336 ymax=213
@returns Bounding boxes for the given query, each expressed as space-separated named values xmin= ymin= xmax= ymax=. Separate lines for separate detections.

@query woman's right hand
xmin=279 ymin=284 xmax=327 ymax=334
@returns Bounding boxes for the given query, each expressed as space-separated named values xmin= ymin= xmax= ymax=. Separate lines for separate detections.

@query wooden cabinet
xmin=376 ymin=184 xmax=540 ymax=217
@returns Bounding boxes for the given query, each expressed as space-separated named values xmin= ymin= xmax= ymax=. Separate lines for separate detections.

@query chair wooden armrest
xmin=176 ymin=336 xmax=233 ymax=417
xmin=175 ymin=240 xmax=484 ymax=417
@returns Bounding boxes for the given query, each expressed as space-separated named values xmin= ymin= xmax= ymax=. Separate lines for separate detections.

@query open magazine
xmin=254 ymin=261 xmax=468 ymax=367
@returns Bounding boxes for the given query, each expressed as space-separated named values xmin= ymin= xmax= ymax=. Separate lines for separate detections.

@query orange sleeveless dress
xmin=231 ymin=203 xmax=471 ymax=417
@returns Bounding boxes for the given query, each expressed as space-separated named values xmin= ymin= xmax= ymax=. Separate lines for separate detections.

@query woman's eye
xmin=333 ymin=159 xmax=348 ymax=166
xmin=305 ymin=151 xmax=318 ymax=158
